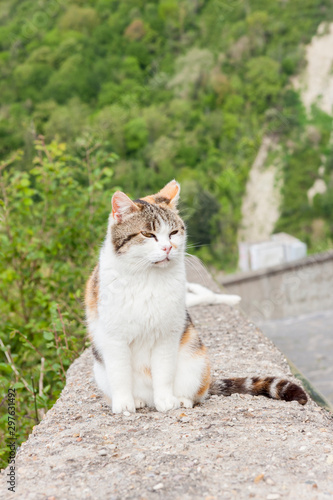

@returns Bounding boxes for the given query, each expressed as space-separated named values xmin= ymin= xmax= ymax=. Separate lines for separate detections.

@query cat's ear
xmin=156 ymin=179 xmax=180 ymax=209
xmin=111 ymin=191 xmax=139 ymax=222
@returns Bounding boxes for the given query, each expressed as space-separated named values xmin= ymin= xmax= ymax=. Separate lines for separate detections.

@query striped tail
xmin=210 ymin=376 xmax=308 ymax=405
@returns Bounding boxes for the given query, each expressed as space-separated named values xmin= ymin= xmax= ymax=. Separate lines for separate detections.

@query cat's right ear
xmin=111 ymin=191 xmax=139 ymax=222
xmin=156 ymin=179 xmax=180 ymax=209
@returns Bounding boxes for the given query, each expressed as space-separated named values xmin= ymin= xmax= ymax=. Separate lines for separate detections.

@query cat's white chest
xmin=99 ymin=268 xmax=186 ymax=343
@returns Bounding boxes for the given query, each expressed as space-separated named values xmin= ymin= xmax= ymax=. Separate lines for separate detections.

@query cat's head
xmin=109 ymin=180 xmax=186 ymax=268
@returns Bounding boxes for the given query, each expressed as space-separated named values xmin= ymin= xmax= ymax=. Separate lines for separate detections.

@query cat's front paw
xmin=179 ymin=397 xmax=194 ymax=408
xmin=155 ymin=395 xmax=180 ymax=412
xmin=112 ymin=395 xmax=136 ymax=414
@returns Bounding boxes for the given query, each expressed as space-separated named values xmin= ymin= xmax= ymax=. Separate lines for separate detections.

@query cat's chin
xmin=153 ymin=257 xmax=170 ymax=266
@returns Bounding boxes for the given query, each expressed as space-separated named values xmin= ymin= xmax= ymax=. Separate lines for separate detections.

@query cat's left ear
xmin=156 ymin=179 xmax=180 ymax=210
xmin=111 ymin=191 xmax=139 ymax=222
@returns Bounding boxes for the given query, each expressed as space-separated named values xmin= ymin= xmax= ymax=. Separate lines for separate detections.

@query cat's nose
xmin=162 ymin=245 xmax=172 ymax=255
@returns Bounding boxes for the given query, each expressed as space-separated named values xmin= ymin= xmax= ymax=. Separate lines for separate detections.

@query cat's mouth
xmin=154 ymin=257 xmax=170 ymax=265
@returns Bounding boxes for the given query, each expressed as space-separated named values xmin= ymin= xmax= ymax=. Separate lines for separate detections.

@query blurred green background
xmin=1 ymin=0 xmax=333 ymax=467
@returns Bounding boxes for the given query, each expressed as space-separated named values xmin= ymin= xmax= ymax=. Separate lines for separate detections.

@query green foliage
xmin=245 ymin=56 xmax=283 ymax=112
xmin=124 ymin=117 xmax=149 ymax=152
xmin=275 ymin=106 xmax=333 ymax=246
xmin=59 ymin=6 xmax=100 ymax=34
xmin=0 ymin=1 xmax=332 ymax=261
xmin=0 ymin=139 xmax=119 ymax=468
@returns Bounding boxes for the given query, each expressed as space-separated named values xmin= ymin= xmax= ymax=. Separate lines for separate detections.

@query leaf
xmin=103 ymin=167 xmax=113 ymax=177
xmin=19 ymin=178 xmax=30 ymax=187
xmin=43 ymin=331 xmax=54 ymax=341
xmin=13 ymin=382 xmax=26 ymax=389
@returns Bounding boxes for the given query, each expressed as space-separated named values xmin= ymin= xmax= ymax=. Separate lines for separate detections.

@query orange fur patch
xmin=140 ymin=181 xmax=179 ymax=209
xmin=143 ymin=366 xmax=152 ymax=378
xmin=85 ymin=264 xmax=99 ymax=329
xmin=194 ymin=344 xmax=207 ymax=357
xmin=157 ymin=180 xmax=179 ymax=203
xmin=180 ymin=323 xmax=205 ymax=355
xmin=197 ymin=359 xmax=211 ymax=397
xmin=180 ymin=326 xmax=192 ymax=346
xmin=252 ymin=377 xmax=273 ymax=394
xmin=140 ymin=195 xmax=156 ymax=204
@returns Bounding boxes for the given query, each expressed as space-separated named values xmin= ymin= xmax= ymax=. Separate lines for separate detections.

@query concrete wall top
xmin=1 ymin=260 xmax=333 ymax=499
xmin=220 ymin=250 xmax=333 ymax=286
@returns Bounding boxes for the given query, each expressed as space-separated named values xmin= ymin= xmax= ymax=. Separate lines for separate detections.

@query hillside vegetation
xmin=1 ymin=0 xmax=333 ymax=466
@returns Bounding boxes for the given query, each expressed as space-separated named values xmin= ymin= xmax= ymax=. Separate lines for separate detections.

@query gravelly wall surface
xmin=1 ymin=301 xmax=333 ymax=500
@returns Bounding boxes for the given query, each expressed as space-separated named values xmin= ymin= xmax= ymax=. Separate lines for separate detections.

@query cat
xmin=85 ymin=180 xmax=307 ymax=413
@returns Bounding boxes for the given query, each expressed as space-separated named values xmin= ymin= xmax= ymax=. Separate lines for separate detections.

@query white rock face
xmin=238 ymin=136 xmax=282 ymax=243
xmin=292 ymin=22 xmax=333 ymax=114
xmin=307 ymin=178 xmax=327 ymax=204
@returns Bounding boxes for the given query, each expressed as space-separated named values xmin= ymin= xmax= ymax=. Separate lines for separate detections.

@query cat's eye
xmin=141 ymin=231 xmax=156 ymax=239
xmin=169 ymin=230 xmax=178 ymax=237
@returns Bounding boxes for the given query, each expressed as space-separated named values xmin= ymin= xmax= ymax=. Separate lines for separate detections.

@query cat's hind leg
xmin=174 ymin=348 xmax=209 ymax=407
xmin=174 ymin=322 xmax=211 ymax=407
xmin=93 ymin=360 xmax=112 ymax=402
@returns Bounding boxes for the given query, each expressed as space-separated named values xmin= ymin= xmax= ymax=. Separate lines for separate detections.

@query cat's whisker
xmin=136 ymin=258 xmax=152 ymax=274
xmin=186 ymin=243 xmax=206 ymax=250
xmin=184 ymin=253 xmax=211 ymax=287
xmin=131 ymin=258 xmax=150 ymax=276
xmin=184 ymin=256 xmax=204 ymax=282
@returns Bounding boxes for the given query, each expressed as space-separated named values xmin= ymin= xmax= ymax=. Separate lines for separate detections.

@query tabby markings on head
xmin=111 ymin=198 xmax=185 ymax=254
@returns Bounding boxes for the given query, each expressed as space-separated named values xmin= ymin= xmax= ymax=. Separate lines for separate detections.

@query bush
xmin=0 ymin=138 xmax=119 ymax=468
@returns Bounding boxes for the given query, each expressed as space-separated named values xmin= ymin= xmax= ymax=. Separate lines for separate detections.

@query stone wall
xmin=219 ymin=250 xmax=333 ymax=322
